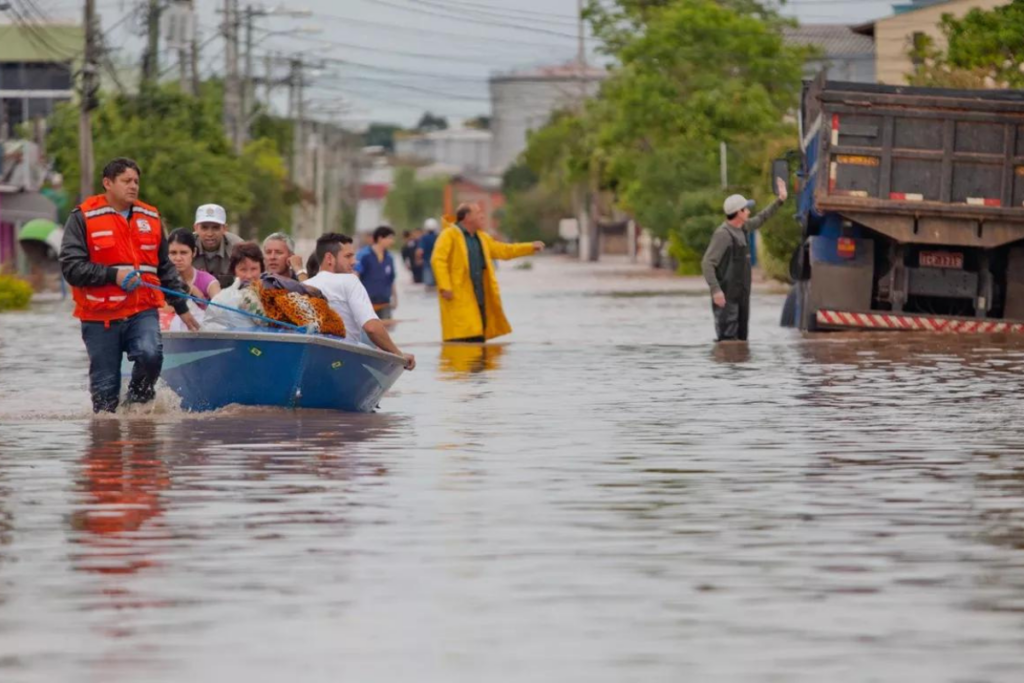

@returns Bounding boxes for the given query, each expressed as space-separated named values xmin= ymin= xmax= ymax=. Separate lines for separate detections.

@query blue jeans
xmin=80 ymin=309 xmax=163 ymax=413
xmin=423 ymin=261 xmax=435 ymax=287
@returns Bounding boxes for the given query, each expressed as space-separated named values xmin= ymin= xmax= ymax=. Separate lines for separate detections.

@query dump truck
xmin=784 ymin=76 xmax=1024 ymax=333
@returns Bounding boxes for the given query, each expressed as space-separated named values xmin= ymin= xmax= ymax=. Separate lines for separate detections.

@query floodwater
xmin=2 ymin=256 xmax=1024 ymax=682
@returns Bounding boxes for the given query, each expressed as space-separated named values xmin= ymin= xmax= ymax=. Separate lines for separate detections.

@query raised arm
xmin=486 ymin=235 xmax=538 ymax=261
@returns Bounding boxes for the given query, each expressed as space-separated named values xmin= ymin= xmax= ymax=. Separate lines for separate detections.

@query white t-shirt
xmin=304 ymin=272 xmax=379 ymax=344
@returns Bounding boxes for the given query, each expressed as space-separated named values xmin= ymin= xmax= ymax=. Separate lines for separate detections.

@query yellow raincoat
xmin=431 ymin=219 xmax=536 ymax=341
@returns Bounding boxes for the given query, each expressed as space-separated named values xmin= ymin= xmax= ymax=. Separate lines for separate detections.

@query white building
xmin=394 ymin=128 xmax=491 ymax=173
xmin=489 ymin=62 xmax=606 ymax=174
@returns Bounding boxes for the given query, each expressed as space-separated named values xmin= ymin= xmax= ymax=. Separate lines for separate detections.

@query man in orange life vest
xmin=60 ymin=158 xmax=199 ymax=413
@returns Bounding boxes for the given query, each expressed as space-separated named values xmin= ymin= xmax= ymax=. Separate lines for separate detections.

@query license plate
xmin=920 ymin=251 xmax=963 ymax=269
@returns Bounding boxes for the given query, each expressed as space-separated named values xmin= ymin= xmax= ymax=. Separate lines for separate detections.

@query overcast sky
xmin=37 ymin=0 xmax=898 ymax=127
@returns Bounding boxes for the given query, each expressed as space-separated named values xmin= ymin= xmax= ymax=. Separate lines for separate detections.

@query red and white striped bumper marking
xmin=816 ymin=310 xmax=1024 ymax=334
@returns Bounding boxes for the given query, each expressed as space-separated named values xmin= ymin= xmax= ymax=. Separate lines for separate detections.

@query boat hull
xmin=159 ymin=331 xmax=405 ymax=412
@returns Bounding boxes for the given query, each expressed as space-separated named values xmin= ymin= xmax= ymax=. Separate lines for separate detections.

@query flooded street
xmin=3 ymin=256 xmax=1024 ymax=681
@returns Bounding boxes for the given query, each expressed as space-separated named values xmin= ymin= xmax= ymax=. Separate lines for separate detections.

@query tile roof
xmin=783 ymin=24 xmax=875 ymax=57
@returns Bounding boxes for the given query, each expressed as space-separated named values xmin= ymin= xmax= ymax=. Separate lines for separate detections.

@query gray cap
xmin=723 ymin=194 xmax=755 ymax=215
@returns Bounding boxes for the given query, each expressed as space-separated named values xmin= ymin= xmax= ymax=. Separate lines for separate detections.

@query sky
xmin=30 ymin=0 xmax=901 ymax=128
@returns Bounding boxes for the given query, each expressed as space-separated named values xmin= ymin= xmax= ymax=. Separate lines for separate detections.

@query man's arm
xmin=701 ymin=229 xmax=731 ymax=295
xmin=363 ymin=320 xmax=414 ymax=370
xmin=745 ymin=197 xmax=783 ymax=232
xmin=59 ymin=210 xmax=118 ymax=288
xmin=486 ymin=235 xmax=536 ymax=261
xmin=156 ymin=232 xmax=191 ymax=315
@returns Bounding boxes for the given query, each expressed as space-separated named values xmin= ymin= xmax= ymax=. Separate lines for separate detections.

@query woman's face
xmin=234 ymin=257 xmax=262 ymax=284
xmin=168 ymin=242 xmax=193 ymax=273
xmin=263 ymin=239 xmax=291 ymax=276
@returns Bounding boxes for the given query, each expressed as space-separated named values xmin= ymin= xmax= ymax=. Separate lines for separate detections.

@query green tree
xmin=384 ymin=167 xmax=446 ymax=233
xmin=909 ymin=2 xmax=1024 ymax=88
xmin=415 ymin=111 xmax=449 ymax=132
xmin=364 ymin=122 xmax=403 ymax=151
xmin=523 ymin=0 xmax=808 ymax=275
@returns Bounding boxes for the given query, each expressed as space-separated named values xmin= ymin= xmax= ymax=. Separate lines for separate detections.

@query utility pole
xmin=80 ymin=0 xmax=98 ymax=199
xmin=223 ymin=0 xmax=243 ymax=153
xmin=289 ymin=57 xmax=306 ymax=237
xmin=190 ymin=3 xmax=201 ymax=95
xmin=242 ymin=5 xmax=255 ymax=149
xmin=143 ymin=0 xmax=161 ymax=86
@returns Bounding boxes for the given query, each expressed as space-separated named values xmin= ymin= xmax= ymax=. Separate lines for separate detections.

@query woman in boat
xmin=263 ymin=232 xmax=307 ymax=281
xmin=167 ymin=228 xmax=221 ymax=305
xmin=203 ymin=242 xmax=268 ymax=330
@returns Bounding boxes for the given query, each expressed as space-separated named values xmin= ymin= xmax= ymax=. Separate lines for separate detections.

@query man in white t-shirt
xmin=304 ymin=233 xmax=415 ymax=371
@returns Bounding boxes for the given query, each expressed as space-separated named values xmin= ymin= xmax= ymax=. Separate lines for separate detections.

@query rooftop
xmin=783 ymin=24 xmax=876 ymax=56
xmin=491 ymin=61 xmax=607 ymax=83
xmin=0 ymin=22 xmax=84 ymax=63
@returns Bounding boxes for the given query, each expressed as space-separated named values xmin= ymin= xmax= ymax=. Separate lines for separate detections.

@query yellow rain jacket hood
xmin=430 ymin=215 xmax=536 ymax=341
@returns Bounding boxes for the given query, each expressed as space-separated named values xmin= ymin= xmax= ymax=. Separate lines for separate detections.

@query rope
xmin=124 ymin=271 xmax=308 ymax=333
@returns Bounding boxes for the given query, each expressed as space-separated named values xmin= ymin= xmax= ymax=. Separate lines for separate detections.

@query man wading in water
xmin=701 ymin=177 xmax=787 ymax=342
xmin=60 ymin=158 xmax=198 ymax=413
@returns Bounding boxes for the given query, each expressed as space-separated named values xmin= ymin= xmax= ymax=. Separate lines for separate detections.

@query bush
xmin=0 ymin=275 xmax=33 ymax=311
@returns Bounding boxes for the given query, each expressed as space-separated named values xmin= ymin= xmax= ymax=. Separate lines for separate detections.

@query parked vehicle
xmin=783 ymin=75 xmax=1024 ymax=333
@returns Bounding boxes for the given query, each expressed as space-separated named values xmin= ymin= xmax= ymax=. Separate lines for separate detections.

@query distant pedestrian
xmin=358 ymin=225 xmax=398 ymax=319
xmin=418 ymin=218 xmax=440 ymax=288
xmin=431 ymin=203 xmax=544 ymax=343
xmin=701 ymin=178 xmax=787 ymax=342
xmin=401 ymin=229 xmax=424 ymax=283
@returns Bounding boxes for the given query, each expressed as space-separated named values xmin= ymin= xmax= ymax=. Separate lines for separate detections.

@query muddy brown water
xmin=2 ymin=257 xmax=1024 ymax=682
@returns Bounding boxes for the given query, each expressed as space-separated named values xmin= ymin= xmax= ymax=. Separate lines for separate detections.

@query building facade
xmin=859 ymin=0 xmax=1009 ymax=85
xmin=394 ymin=128 xmax=492 ymax=173
xmin=783 ymin=25 xmax=876 ymax=83
xmin=0 ymin=23 xmax=82 ymax=140
xmin=489 ymin=63 xmax=606 ymax=174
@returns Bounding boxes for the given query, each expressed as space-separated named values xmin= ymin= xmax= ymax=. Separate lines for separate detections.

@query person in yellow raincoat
xmin=431 ymin=202 xmax=545 ymax=342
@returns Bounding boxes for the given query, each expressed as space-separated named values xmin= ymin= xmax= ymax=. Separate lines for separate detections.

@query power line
xmin=310 ymin=9 xmax=582 ymax=49
xmin=425 ymin=0 xmax=578 ymax=22
xmin=355 ymin=0 xmax=581 ymax=40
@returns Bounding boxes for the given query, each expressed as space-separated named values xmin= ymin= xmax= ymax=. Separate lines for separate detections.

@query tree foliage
xmin=364 ymin=122 xmax=402 ymax=151
xmin=415 ymin=111 xmax=449 ymax=132
xmin=384 ymin=167 xmax=446 ymax=233
xmin=909 ymin=2 xmax=1024 ymax=88
xmin=520 ymin=0 xmax=808 ymax=275
xmin=47 ymin=82 xmax=294 ymax=236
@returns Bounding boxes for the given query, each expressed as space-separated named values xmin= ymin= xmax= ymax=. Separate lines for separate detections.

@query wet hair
xmin=373 ymin=225 xmax=395 ymax=243
xmin=306 ymin=252 xmax=320 ymax=278
xmin=455 ymin=203 xmax=473 ymax=222
xmin=315 ymin=232 xmax=353 ymax=263
xmin=102 ymin=157 xmax=141 ymax=181
xmin=168 ymin=228 xmax=198 ymax=255
xmin=229 ymin=241 xmax=265 ymax=275
xmin=262 ymin=231 xmax=295 ymax=254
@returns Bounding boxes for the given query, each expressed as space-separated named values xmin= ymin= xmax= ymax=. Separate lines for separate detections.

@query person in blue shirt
xmin=417 ymin=217 xmax=440 ymax=288
xmin=358 ymin=225 xmax=398 ymax=319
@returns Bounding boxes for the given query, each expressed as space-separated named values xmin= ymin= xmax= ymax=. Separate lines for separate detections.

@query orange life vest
xmin=71 ymin=194 xmax=166 ymax=322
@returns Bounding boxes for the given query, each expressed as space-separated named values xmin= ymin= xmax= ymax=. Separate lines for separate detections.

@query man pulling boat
xmin=60 ymin=157 xmax=199 ymax=413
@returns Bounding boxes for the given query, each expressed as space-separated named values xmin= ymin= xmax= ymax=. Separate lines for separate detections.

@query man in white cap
xmin=417 ymin=217 xmax=441 ymax=288
xmin=701 ymin=178 xmax=787 ymax=342
xmin=192 ymin=204 xmax=243 ymax=288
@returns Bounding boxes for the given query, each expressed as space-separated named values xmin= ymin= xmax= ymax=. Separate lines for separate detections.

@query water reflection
xmin=70 ymin=419 xmax=169 ymax=576
xmin=438 ymin=342 xmax=506 ymax=377
xmin=710 ymin=341 xmax=750 ymax=364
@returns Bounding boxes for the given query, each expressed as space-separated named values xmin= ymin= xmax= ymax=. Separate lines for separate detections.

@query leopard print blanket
xmin=257 ymin=283 xmax=346 ymax=337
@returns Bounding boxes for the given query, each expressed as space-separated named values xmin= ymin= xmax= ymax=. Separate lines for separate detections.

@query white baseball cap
xmin=723 ymin=194 xmax=755 ymax=216
xmin=194 ymin=204 xmax=227 ymax=226
xmin=423 ymin=218 xmax=439 ymax=231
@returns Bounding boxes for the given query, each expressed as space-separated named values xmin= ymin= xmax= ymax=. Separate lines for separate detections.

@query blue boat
xmin=158 ymin=331 xmax=406 ymax=412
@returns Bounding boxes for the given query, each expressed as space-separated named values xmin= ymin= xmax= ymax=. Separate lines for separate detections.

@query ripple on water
xmin=3 ymin=259 xmax=1024 ymax=681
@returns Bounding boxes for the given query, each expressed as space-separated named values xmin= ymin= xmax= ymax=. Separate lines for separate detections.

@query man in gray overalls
xmin=701 ymin=178 xmax=788 ymax=341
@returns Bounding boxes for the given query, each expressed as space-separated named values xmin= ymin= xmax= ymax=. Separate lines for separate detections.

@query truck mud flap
xmin=817 ymin=310 xmax=1024 ymax=333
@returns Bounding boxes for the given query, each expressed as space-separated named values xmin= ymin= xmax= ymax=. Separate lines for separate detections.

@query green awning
xmin=17 ymin=218 xmax=60 ymax=242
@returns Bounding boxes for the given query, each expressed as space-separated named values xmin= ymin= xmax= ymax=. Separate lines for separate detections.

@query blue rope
xmin=124 ymin=271 xmax=308 ymax=333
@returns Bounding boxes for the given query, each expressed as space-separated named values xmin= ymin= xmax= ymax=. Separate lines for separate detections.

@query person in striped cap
xmin=701 ymin=177 xmax=787 ymax=342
